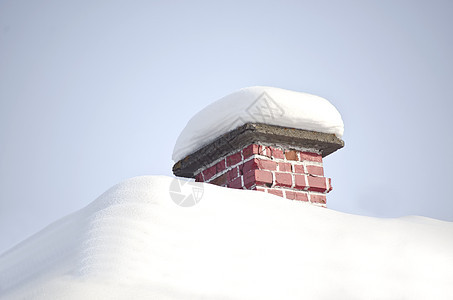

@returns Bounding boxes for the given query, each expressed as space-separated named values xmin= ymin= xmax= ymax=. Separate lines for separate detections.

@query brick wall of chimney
xmin=194 ymin=143 xmax=332 ymax=206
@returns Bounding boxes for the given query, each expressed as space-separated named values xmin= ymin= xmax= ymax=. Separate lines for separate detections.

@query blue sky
xmin=1 ymin=0 xmax=452 ymax=253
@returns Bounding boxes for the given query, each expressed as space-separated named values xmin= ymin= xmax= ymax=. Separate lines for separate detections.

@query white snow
xmin=1 ymin=176 xmax=452 ymax=299
xmin=172 ymin=86 xmax=344 ymax=162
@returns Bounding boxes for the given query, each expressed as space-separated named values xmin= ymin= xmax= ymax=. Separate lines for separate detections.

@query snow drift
xmin=172 ymin=86 xmax=344 ymax=162
xmin=1 ymin=176 xmax=452 ymax=299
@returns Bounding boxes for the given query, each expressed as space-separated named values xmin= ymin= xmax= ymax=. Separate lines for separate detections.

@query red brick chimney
xmin=173 ymin=123 xmax=344 ymax=207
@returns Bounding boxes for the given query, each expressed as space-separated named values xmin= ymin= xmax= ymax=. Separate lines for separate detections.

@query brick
xmin=202 ymin=160 xmax=226 ymax=181
xmin=268 ymin=146 xmax=284 ymax=159
xmin=293 ymin=164 xmax=305 ymax=174
xmin=242 ymin=144 xmax=260 ymax=159
xmin=310 ymin=193 xmax=326 ymax=204
xmin=306 ymin=165 xmax=324 ymax=176
xmin=285 ymin=190 xmax=296 ymax=200
xmin=286 ymin=190 xmax=309 ymax=202
xmin=268 ymin=188 xmax=284 ymax=197
xmin=242 ymin=159 xmax=258 ymax=174
xmin=328 ymin=178 xmax=333 ymax=192
xmin=228 ymin=176 xmax=242 ymax=189
xmin=300 ymin=152 xmax=322 ymax=163
xmin=243 ymin=170 xmax=256 ymax=188
xmin=257 ymin=159 xmax=277 ymax=171
xmin=243 ymin=169 xmax=273 ymax=188
xmin=227 ymin=167 xmax=239 ymax=181
xmin=202 ymin=165 xmax=217 ymax=181
xmin=215 ymin=160 xmax=226 ymax=173
xmin=285 ymin=150 xmax=298 ymax=161
xmin=227 ymin=152 xmax=242 ymax=167
xmin=307 ymin=176 xmax=328 ymax=193
xmin=294 ymin=191 xmax=309 ymax=201
xmin=210 ymin=173 xmax=227 ymax=186
xmin=255 ymin=170 xmax=274 ymax=185
xmin=244 ymin=178 xmax=255 ymax=189
xmin=274 ymin=172 xmax=292 ymax=187
xmin=242 ymin=158 xmax=277 ymax=174
xmin=294 ymin=174 xmax=308 ymax=189
xmin=278 ymin=162 xmax=292 ymax=172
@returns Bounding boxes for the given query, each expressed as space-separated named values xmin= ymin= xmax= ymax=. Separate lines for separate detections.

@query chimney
xmin=172 ymin=87 xmax=344 ymax=207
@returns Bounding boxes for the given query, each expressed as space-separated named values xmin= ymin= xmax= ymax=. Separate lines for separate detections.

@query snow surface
xmin=1 ymin=176 xmax=452 ymax=299
xmin=172 ymin=86 xmax=344 ymax=162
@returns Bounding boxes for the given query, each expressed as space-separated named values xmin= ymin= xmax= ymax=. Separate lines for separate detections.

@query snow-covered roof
xmin=172 ymin=86 xmax=344 ymax=162
xmin=1 ymin=176 xmax=452 ymax=299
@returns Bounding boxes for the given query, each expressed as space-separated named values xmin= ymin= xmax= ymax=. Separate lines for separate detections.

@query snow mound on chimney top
xmin=172 ymin=86 xmax=344 ymax=162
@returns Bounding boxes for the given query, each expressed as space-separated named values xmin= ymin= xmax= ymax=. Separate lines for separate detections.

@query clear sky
xmin=1 ymin=0 xmax=452 ymax=253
